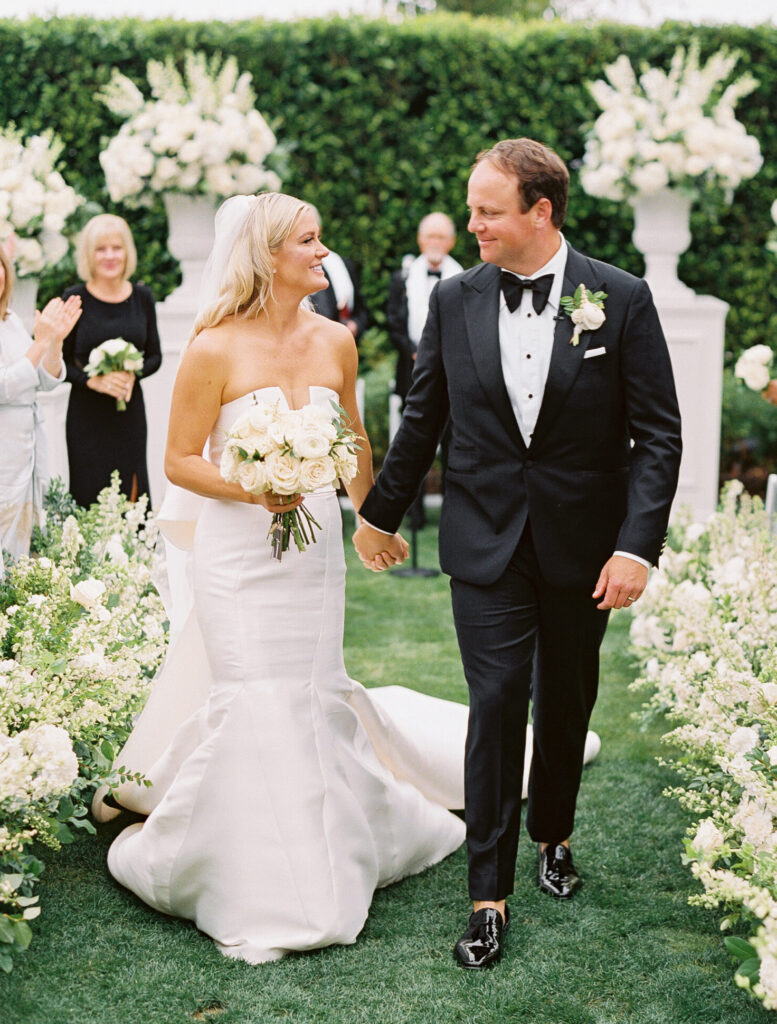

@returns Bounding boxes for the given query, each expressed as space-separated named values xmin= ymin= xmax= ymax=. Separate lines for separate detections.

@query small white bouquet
xmin=734 ymin=344 xmax=773 ymax=392
xmin=98 ymin=51 xmax=281 ymax=207
xmin=0 ymin=125 xmax=85 ymax=277
xmin=580 ymin=40 xmax=762 ymax=202
xmin=85 ymin=338 xmax=144 ymax=410
xmin=220 ymin=398 xmax=361 ymax=560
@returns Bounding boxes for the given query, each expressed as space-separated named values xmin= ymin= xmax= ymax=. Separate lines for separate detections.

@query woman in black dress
xmin=63 ymin=214 xmax=161 ymax=507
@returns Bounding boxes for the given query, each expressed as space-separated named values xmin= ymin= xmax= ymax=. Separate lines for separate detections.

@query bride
xmin=98 ymin=192 xmax=599 ymax=965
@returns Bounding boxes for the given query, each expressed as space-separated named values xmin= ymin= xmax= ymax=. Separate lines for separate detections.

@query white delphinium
xmin=98 ymin=51 xmax=282 ymax=207
xmin=0 ymin=126 xmax=85 ymax=277
xmin=580 ymin=40 xmax=762 ymax=203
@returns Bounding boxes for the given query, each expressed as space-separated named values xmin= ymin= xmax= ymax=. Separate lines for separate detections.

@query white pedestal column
xmin=631 ymin=189 xmax=727 ymax=520
xmin=145 ymin=194 xmax=218 ymax=506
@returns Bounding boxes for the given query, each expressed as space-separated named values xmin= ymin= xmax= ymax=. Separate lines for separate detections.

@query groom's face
xmin=466 ymin=160 xmax=536 ymax=272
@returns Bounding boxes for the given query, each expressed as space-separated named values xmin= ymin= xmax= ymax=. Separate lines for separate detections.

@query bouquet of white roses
xmin=734 ymin=344 xmax=773 ymax=393
xmin=98 ymin=51 xmax=281 ymax=207
xmin=85 ymin=338 xmax=144 ymax=410
xmin=220 ymin=398 xmax=361 ymax=560
xmin=0 ymin=125 xmax=85 ymax=277
xmin=580 ymin=41 xmax=762 ymax=202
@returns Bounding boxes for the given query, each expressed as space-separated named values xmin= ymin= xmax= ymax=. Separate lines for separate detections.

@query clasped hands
xmin=87 ymin=369 xmax=136 ymax=403
xmin=353 ymin=521 xmax=408 ymax=572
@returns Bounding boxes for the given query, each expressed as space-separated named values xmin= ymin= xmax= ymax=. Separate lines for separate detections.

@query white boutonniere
xmin=560 ymin=284 xmax=607 ymax=346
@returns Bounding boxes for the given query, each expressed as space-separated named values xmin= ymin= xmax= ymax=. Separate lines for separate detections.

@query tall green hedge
xmin=1 ymin=14 xmax=776 ymax=360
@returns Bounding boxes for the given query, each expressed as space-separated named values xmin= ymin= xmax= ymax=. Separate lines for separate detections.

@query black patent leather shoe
xmin=538 ymin=843 xmax=582 ymax=898
xmin=453 ymin=906 xmax=510 ymax=969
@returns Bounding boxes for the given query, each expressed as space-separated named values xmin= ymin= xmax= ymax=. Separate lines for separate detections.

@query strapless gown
xmin=105 ymin=386 xmax=468 ymax=963
xmin=104 ymin=386 xmax=600 ymax=963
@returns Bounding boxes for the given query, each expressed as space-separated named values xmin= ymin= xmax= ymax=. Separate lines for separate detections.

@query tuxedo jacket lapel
xmin=462 ymin=263 xmax=526 ymax=451
xmin=531 ymin=246 xmax=607 ymax=449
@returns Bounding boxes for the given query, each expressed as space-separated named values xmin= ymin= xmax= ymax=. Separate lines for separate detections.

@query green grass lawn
xmin=1 ymin=518 xmax=770 ymax=1024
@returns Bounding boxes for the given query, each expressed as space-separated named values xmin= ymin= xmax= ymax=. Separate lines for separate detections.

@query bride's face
xmin=273 ymin=211 xmax=329 ymax=295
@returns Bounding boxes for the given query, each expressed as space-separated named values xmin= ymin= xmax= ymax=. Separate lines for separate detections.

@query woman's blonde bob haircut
xmin=0 ymin=246 xmax=14 ymax=321
xmin=76 ymin=214 xmax=137 ymax=282
xmin=190 ymin=192 xmax=310 ymax=342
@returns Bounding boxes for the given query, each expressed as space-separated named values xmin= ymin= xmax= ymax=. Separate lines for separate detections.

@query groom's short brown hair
xmin=474 ymin=138 xmax=569 ymax=229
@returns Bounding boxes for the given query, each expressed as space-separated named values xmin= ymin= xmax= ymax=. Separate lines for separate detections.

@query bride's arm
xmin=164 ymin=337 xmax=299 ymax=512
xmin=336 ymin=334 xmax=375 ymax=512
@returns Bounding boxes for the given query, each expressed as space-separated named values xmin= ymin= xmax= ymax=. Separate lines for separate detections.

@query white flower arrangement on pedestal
xmin=98 ymin=51 xmax=282 ymax=208
xmin=0 ymin=126 xmax=85 ymax=278
xmin=580 ymin=41 xmax=763 ymax=202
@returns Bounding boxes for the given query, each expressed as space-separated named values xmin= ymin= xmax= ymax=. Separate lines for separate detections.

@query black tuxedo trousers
xmin=452 ymin=522 xmax=609 ymax=899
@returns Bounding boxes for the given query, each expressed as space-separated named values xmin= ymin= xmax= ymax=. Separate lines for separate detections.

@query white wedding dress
xmin=104 ymin=385 xmax=600 ymax=964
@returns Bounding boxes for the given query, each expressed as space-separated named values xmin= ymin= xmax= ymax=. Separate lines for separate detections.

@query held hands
xmin=353 ymin=521 xmax=409 ymax=572
xmin=87 ymin=369 xmax=136 ymax=402
xmin=592 ymin=555 xmax=648 ymax=611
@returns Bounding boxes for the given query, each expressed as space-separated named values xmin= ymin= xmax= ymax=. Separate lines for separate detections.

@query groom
xmin=354 ymin=138 xmax=682 ymax=968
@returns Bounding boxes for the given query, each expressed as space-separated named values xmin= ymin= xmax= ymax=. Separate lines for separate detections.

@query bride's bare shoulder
xmin=307 ymin=309 xmax=354 ymax=350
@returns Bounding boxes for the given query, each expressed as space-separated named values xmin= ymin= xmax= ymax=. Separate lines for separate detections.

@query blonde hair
xmin=0 ymin=247 xmax=13 ymax=321
xmin=190 ymin=192 xmax=310 ymax=342
xmin=76 ymin=214 xmax=137 ymax=281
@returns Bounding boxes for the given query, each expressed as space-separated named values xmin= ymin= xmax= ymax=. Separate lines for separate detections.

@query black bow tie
xmin=500 ymin=271 xmax=554 ymax=314
xmin=427 ymin=268 xmax=442 ymax=278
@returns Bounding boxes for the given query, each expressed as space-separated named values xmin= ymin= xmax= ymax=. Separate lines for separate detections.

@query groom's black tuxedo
xmin=360 ymin=245 xmax=682 ymax=898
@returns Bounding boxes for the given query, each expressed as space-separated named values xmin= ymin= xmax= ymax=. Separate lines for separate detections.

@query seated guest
xmin=0 ymin=243 xmax=81 ymax=574
xmin=307 ymin=207 xmax=369 ymax=344
xmin=62 ymin=214 xmax=162 ymax=508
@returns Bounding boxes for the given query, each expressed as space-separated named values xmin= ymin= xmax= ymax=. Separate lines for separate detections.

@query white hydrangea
xmin=0 ymin=126 xmax=84 ymax=277
xmin=98 ymin=51 xmax=281 ymax=207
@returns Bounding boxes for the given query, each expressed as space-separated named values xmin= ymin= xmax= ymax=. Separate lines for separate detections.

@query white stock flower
xmin=762 ymin=684 xmax=777 ymax=706
xmin=692 ymin=818 xmax=725 ymax=857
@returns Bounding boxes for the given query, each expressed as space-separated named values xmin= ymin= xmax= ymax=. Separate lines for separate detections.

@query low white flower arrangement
xmin=579 ymin=41 xmax=762 ymax=203
xmin=630 ymin=482 xmax=777 ymax=1011
xmin=98 ymin=51 xmax=282 ymax=208
xmin=0 ymin=126 xmax=85 ymax=278
xmin=0 ymin=476 xmax=167 ymax=973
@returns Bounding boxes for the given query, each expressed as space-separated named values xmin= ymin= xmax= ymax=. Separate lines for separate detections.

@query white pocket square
xmin=583 ymin=346 xmax=606 ymax=359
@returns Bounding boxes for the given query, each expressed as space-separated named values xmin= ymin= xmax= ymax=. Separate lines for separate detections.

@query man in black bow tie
xmin=355 ymin=138 xmax=681 ymax=968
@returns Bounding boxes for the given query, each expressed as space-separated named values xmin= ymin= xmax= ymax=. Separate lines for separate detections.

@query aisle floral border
xmin=630 ymin=482 xmax=777 ymax=1012
xmin=0 ymin=477 xmax=168 ymax=972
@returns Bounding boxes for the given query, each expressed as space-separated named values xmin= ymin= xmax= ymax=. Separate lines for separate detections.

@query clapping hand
xmin=33 ymin=295 xmax=82 ymax=347
xmin=353 ymin=521 xmax=409 ymax=572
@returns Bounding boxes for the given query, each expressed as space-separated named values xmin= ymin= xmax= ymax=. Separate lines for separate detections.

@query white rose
xmin=293 ymin=426 xmax=332 ymax=459
xmin=298 ymin=456 xmax=337 ymax=492
xmin=578 ymin=302 xmax=605 ymax=331
xmin=100 ymin=338 xmax=129 ymax=357
xmin=69 ymin=577 xmax=107 ymax=609
xmin=333 ymin=446 xmax=358 ymax=485
xmin=264 ymin=452 xmax=302 ymax=495
xmin=236 ymin=459 xmax=268 ymax=495
xmin=736 ymin=360 xmax=771 ymax=392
